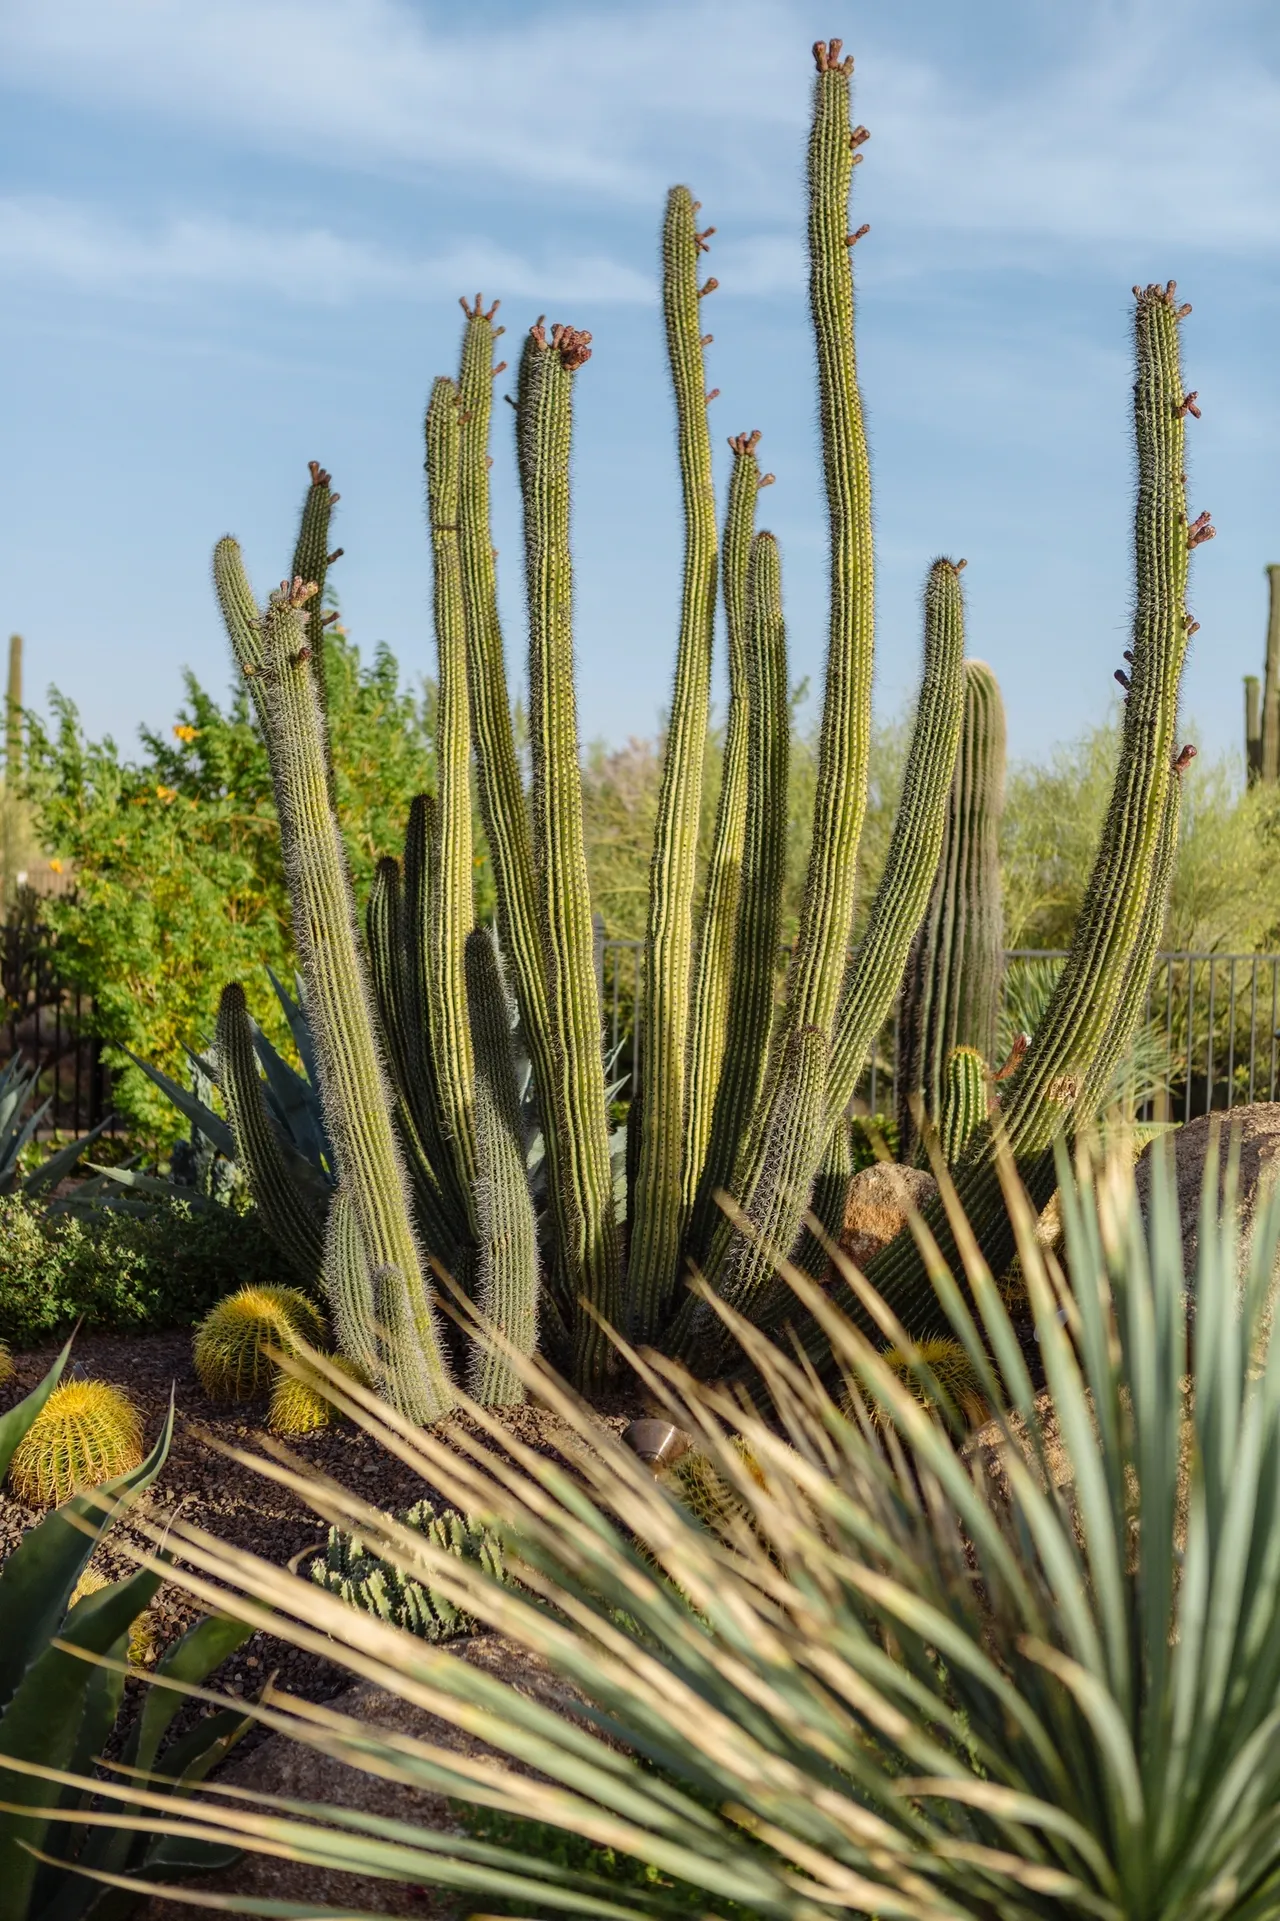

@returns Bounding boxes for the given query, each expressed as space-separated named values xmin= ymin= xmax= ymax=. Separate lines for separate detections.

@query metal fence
xmin=0 ymin=914 xmax=113 ymax=1137
xmin=598 ymin=939 xmax=1280 ymax=1124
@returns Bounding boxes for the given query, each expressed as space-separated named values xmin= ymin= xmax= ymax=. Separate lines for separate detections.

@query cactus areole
xmin=210 ymin=48 xmax=1201 ymax=1407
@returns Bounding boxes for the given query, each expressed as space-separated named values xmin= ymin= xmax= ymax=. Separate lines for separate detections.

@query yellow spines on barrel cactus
xmin=0 ymin=1339 xmax=12 ymax=1387
xmin=193 ymin=1284 xmax=327 ymax=1404
xmin=8 ymin=1380 xmax=144 ymax=1506
xmin=70 ymin=1564 xmax=157 ymax=1665
xmin=267 ymin=1354 xmax=365 ymax=1437
xmin=872 ymin=1336 xmax=989 ymax=1430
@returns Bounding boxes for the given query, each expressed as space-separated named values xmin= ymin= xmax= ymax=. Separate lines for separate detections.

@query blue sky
xmin=1 ymin=0 xmax=1278 ymax=774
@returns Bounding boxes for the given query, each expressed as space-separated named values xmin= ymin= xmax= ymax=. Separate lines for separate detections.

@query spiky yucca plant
xmin=31 ymin=1133 xmax=1280 ymax=1921
xmin=192 ymin=1284 xmax=326 ymax=1404
xmin=7 ymin=1380 xmax=144 ymax=1507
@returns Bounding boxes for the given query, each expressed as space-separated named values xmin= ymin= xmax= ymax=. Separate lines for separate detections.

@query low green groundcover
xmin=0 ymin=1192 xmax=283 ymax=1346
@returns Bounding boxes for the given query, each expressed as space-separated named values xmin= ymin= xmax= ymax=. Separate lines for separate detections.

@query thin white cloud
xmin=0 ymin=197 xmax=654 ymax=304
xmin=2 ymin=0 xmax=1278 ymax=261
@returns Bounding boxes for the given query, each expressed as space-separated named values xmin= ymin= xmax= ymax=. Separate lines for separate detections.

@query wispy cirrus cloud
xmin=2 ymin=0 xmax=1278 ymax=259
xmin=0 ymin=197 xmax=653 ymax=304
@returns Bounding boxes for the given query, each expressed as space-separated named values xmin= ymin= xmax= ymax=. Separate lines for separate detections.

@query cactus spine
xmin=517 ymin=321 xmax=622 ymax=1381
xmin=628 ymin=186 xmax=720 ymax=1336
xmin=898 ymin=657 xmax=1006 ymax=1159
xmin=1245 ymin=565 xmax=1280 ymax=784
xmin=7 ymin=1381 xmax=144 ymax=1507
xmin=465 ymin=929 xmax=538 ymax=1406
xmin=214 ymin=553 xmax=456 ymax=1422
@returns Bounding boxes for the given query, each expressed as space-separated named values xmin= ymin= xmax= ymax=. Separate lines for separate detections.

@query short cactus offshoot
xmin=209 ymin=48 xmax=1203 ymax=1396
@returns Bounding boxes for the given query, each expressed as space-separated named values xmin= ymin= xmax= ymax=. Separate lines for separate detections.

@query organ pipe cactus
xmin=1244 ymin=563 xmax=1280 ymax=784
xmin=211 ymin=42 xmax=1201 ymax=1397
xmin=898 ymin=657 xmax=1006 ymax=1159
xmin=803 ymin=280 xmax=1207 ymax=1353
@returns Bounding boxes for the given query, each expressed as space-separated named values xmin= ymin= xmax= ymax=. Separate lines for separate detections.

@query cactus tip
xmin=1173 ymin=743 xmax=1197 ymax=774
xmin=760 ymin=472 xmax=776 ymax=487
xmin=850 ymin=124 xmax=871 ymax=147
xmin=846 ymin=224 xmax=871 ymax=246
xmin=1178 ymin=391 xmax=1201 ymax=419
xmin=1114 ymin=669 xmax=1131 ymax=691
xmin=813 ymin=37 xmax=854 ymax=75
xmin=326 ymin=547 xmax=344 ymax=565
xmin=705 ymin=388 xmax=720 ymax=405
xmin=694 ymin=225 xmax=717 ymax=253
xmin=698 ymin=276 xmax=719 ymax=297
xmin=548 ymin=322 xmax=592 ymax=371
xmin=955 ymin=558 xmax=967 ymax=571
xmin=307 ymin=460 xmax=332 ymax=489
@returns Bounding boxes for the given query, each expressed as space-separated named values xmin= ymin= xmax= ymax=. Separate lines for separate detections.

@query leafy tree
xmin=26 ymin=631 xmax=492 ymax=1141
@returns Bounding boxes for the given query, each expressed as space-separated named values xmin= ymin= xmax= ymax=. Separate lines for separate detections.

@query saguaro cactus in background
xmin=1244 ymin=564 xmax=1280 ymax=784
xmin=211 ymin=42 xmax=1203 ymax=1403
xmin=898 ymin=657 xmax=1006 ymax=1159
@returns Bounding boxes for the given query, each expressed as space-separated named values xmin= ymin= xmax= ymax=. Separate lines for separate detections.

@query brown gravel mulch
xmin=0 ymin=1330 xmax=639 ymax=1744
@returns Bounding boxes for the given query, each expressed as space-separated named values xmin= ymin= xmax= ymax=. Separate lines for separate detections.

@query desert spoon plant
xmin=209 ymin=38 xmax=1203 ymax=1409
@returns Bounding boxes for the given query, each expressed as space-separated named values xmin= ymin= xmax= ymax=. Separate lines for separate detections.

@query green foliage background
xmin=20 ymin=629 xmax=1280 ymax=1155
xmin=25 ymin=631 xmax=494 ymax=1141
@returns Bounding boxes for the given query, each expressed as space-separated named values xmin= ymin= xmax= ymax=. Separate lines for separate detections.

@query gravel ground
xmin=0 ymin=1330 xmax=640 ymax=1742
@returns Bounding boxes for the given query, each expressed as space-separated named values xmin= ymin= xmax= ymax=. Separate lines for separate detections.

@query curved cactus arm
xmin=465 ymin=929 xmax=538 ymax=1406
xmin=455 ymin=301 xmax=567 ymax=1288
xmin=517 ymin=319 xmax=622 ymax=1383
xmin=424 ymin=378 xmax=479 ymax=1219
xmin=218 ymin=555 xmax=456 ymax=1420
xmin=289 ymin=460 xmax=340 ymax=766
xmin=213 ymin=537 xmax=268 ymax=733
xmin=811 ymin=282 xmax=1205 ymax=1347
xmin=898 ymin=657 xmax=1006 ymax=1158
xmin=365 ymin=857 xmax=463 ymax=1263
xmin=824 ymin=556 xmax=968 ymax=1120
xmin=684 ymin=529 xmax=790 ymax=1271
xmin=779 ymin=41 xmax=875 ymax=1048
xmin=216 ymin=983 xmax=328 ymax=1284
xmin=627 ymin=184 xmax=720 ymax=1337
xmin=682 ymin=431 xmax=766 ymax=1214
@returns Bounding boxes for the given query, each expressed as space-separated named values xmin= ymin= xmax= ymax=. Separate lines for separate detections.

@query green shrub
xmin=23 ymin=633 xmax=494 ymax=1144
xmin=0 ymin=1191 xmax=284 ymax=1347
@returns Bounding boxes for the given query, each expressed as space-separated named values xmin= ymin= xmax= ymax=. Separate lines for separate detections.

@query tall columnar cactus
xmin=898 ymin=656 xmax=1006 ymax=1159
xmin=210 ymin=41 xmax=1202 ymax=1401
xmin=213 ymin=546 xmax=457 ymax=1423
xmin=938 ymin=1046 xmax=988 ymax=1167
xmin=807 ymin=281 xmax=1207 ymax=1350
xmin=627 ymin=186 xmax=721 ymax=1333
xmin=1244 ymin=564 xmax=1280 ymax=784
xmin=464 ymin=929 xmax=538 ymax=1405
xmin=517 ymin=320 xmax=622 ymax=1381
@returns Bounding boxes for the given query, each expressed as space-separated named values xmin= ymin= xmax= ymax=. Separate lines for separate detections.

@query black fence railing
xmin=599 ymin=939 xmax=1280 ymax=1126
xmin=0 ymin=915 xmax=113 ymax=1137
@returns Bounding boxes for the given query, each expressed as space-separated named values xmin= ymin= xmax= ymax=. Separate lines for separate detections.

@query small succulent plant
xmin=193 ymin=1283 xmax=326 ymax=1403
xmin=7 ymin=1377 xmax=145 ymax=1506
xmin=310 ymin=1499 xmax=505 ymax=1642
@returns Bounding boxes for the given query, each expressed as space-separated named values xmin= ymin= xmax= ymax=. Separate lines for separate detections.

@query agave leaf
xmin=119 ymin=1049 xmax=236 ymax=1162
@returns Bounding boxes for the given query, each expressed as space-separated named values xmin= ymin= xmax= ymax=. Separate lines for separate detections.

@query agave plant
xmin=18 ymin=1131 xmax=1280 ymax=1921
xmin=0 ymin=1054 xmax=111 ymax=1201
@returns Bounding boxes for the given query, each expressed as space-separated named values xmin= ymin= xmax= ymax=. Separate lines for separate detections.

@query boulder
xmin=1134 ymin=1104 xmax=1280 ymax=1320
xmin=835 ymin=1162 xmax=938 ymax=1274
